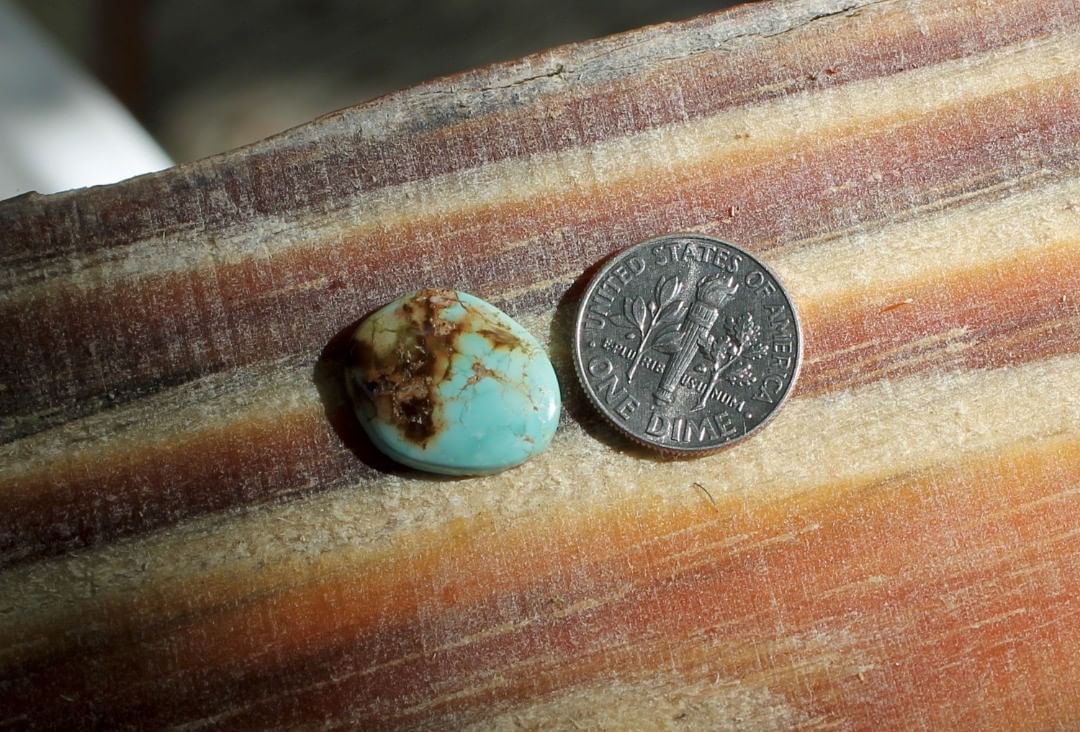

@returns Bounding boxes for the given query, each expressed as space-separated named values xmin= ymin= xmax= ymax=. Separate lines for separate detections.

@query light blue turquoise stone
xmin=345 ymin=290 xmax=560 ymax=475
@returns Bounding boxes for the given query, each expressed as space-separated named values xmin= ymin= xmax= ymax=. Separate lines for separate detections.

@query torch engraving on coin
xmin=572 ymin=233 xmax=801 ymax=454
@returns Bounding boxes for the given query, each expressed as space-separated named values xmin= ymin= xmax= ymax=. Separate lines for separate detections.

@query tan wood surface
xmin=2 ymin=0 xmax=1080 ymax=727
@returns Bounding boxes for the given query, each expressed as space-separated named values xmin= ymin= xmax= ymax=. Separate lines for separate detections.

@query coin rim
xmin=572 ymin=232 xmax=803 ymax=455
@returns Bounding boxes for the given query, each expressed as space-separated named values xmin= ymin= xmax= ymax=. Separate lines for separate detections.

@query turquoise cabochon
xmin=346 ymin=290 xmax=561 ymax=475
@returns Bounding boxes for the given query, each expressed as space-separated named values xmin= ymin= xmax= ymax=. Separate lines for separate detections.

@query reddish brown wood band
xmin=2 ymin=0 xmax=1080 ymax=728
xmin=6 ymin=437 xmax=1080 ymax=728
xmin=1 ymin=0 xmax=1073 ymax=266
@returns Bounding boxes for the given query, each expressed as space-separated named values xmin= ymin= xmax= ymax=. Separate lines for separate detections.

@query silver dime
xmin=572 ymin=233 xmax=802 ymax=454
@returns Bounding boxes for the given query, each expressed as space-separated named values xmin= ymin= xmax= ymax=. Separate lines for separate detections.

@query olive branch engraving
xmin=691 ymin=312 xmax=768 ymax=411
xmin=611 ymin=275 xmax=686 ymax=382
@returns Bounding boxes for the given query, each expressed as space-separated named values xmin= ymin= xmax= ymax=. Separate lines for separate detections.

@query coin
xmin=572 ymin=233 xmax=802 ymax=454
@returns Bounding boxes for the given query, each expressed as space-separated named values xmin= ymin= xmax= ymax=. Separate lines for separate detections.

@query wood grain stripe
xmin=9 ymin=28 xmax=1079 ymax=294
xmin=2 ymin=0 xmax=1074 ymax=268
xmin=4 ymin=355 xmax=1078 ymax=695
xmin=2 ymin=233 xmax=1078 ymax=566
xmin=4 ymin=411 xmax=1080 ymax=727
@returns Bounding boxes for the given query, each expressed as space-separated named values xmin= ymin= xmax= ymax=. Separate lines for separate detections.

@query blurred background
xmin=2 ymin=0 xmax=737 ymax=198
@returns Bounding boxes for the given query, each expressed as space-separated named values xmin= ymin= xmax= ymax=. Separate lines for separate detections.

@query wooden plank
xmin=2 ymin=0 xmax=1080 ymax=727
